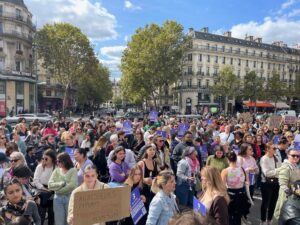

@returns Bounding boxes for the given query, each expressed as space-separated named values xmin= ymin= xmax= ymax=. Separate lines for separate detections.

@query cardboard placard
xmin=268 ymin=116 xmax=282 ymax=130
xmin=284 ymin=116 xmax=297 ymax=125
xmin=73 ymin=186 xmax=131 ymax=225
xmin=239 ymin=112 xmax=252 ymax=123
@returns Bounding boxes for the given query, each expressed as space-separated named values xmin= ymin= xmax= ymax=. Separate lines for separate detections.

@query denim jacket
xmin=146 ymin=190 xmax=178 ymax=225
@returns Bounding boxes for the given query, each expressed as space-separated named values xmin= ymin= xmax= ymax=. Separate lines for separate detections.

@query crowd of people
xmin=0 ymin=114 xmax=299 ymax=225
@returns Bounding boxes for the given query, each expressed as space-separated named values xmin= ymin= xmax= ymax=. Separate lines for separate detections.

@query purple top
xmin=109 ymin=161 xmax=130 ymax=183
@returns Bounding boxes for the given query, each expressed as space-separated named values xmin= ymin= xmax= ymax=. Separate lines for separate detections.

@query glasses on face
xmin=157 ymin=140 xmax=164 ymax=143
xmin=290 ymin=154 xmax=300 ymax=159
xmin=10 ymin=159 xmax=20 ymax=163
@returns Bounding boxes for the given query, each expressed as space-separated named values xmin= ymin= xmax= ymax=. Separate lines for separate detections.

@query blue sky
xmin=25 ymin=0 xmax=300 ymax=79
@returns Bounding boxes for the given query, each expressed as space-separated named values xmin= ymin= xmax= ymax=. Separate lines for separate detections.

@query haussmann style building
xmin=0 ymin=0 xmax=36 ymax=116
xmin=174 ymin=27 xmax=300 ymax=114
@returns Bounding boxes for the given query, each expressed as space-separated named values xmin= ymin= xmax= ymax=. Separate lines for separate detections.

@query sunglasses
xmin=10 ymin=159 xmax=20 ymax=163
xmin=290 ymin=154 xmax=300 ymax=158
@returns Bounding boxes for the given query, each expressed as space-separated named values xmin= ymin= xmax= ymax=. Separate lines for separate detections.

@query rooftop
xmin=193 ymin=30 xmax=300 ymax=56
xmin=0 ymin=0 xmax=27 ymax=9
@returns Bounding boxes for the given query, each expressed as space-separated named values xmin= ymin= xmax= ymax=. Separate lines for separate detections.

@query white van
xmin=276 ymin=110 xmax=296 ymax=117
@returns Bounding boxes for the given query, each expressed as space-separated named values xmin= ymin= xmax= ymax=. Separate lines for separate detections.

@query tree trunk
xmin=63 ymin=83 xmax=70 ymax=114
xmin=225 ymin=96 xmax=228 ymax=114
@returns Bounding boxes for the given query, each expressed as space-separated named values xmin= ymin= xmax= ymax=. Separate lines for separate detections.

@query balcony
xmin=173 ymin=85 xmax=211 ymax=93
xmin=196 ymin=71 xmax=204 ymax=76
xmin=16 ymin=50 xmax=23 ymax=55
xmin=0 ymin=30 xmax=33 ymax=42
xmin=0 ymin=12 xmax=36 ymax=29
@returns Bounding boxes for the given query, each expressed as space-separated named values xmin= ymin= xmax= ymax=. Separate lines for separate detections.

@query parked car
xmin=123 ymin=112 xmax=144 ymax=121
xmin=5 ymin=113 xmax=53 ymax=126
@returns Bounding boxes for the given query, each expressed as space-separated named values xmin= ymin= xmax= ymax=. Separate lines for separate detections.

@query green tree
xmin=242 ymin=71 xmax=264 ymax=112
xmin=120 ymin=20 xmax=188 ymax=108
xmin=265 ymin=73 xmax=286 ymax=112
xmin=35 ymin=23 xmax=96 ymax=111
xmin=212 ymin=65 xmax=240 ymax=114
xmin=76 ymin=62 xmax=112 ymax=108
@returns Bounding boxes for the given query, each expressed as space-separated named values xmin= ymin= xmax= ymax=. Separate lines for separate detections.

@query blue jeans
xmin=53 ymin=194 xmax=70 ymax=225
xmin=176 ymin=182 xmax=194 ymax=208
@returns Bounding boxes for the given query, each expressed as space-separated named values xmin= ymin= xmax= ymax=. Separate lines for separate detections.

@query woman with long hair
xmin=132 ymin=129 xmax=145 ymax=156
xmin=109 ymin=146 xmax=130 ymax=184
xmin=0 ymin=179 xmax=41 ymax=225
xmin=137 ymin=144 xmax=159 ymax=210
xmin=0 ymin=134 xmax=7 ymax=154
xmin=260 ymin=142 xmax=281 ymax=225
xmin=121 ymin=165 xmax=147 ymax=225
xmin=146 ymin=170 xmax=178 ymax=225
xmin=90 ymin=136 xmax=108 ymax=182
xmin=206 ymin=145 xmax=229 ymax=172
xmin=67 ymin=165 xmax=109 ymax=225
xmin=237 ymin=143 xmax=259 ymax=199
xmin=199 ymin=166 xmax=229 ymax=225
xmin=33 ymin=149 xmax=57 ymax=225
xmin=221 ymin=151 xmax=250 ymax=225
xmin=48 ymin=153 xmax=77 ymax=225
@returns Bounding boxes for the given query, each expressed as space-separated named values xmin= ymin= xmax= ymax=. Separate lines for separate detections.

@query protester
xmin=260 ymin=142 xmax=281 ymax=225
xmin=33 ymin=149 xmax=56 ymax=225
xmin=176 ymin=146 xmax=200 ymax=208
xmin=206 ymin=145 xmax=229 ymax=172
xmin=279 ymin=180 xmax=300 ymax=225
xmin=221 ymin=151 xmax=250 ymax=225
xmin=121 ymin=165 xmax=147 ymax=225
xmin=48 ymin=152 xmax=77 ymax=225
xmin=67 ymin=165 xmax=109 ymax=225
xmin=274 ymin=148 xmax=300 ymax=222
xmin=146 ymin=170 xmax=178 ymax=225
xmin=108 ymin=146 xmax=130 ymax=184
xmin=74 ymin=148 xmax=93 ymax=185
xmin=90 ymin=136 xmax=108 ymax=182
xmin=199 ymin=166 xmax=229 ymax=225
xmin=0 ymin=179 xmax=41 ymax=225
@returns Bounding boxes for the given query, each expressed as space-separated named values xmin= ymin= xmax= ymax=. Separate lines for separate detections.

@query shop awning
xmin=244 ymin=101 xmax=274 ymax=108
xmin=270 ymin=102 xmax=290 ymax=109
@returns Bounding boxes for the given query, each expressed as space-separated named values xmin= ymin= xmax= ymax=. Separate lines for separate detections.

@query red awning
xmin=244 ymin=101 xmax=274 ymax=108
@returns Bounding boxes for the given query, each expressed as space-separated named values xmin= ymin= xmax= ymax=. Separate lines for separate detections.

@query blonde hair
xmin=124 ymin=165 xmax=143 ymax=188
xmin=10 ymin=151 xmax=26 ymax=166
xmin=200 ymin=166 xmax=229 ymax=204
xmin=151 ymin=170 xmax=174 ymax=194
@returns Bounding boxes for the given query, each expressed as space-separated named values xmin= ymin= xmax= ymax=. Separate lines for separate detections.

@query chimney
xmin=245 ymin=35 xmax=254 ymax=41
xmin=201 ymin=27 xmax=209 ymax=33
xmin=223 ymin=31 xmax=232 ymax=37
xmin=254 ymin=37 xmax=262 ymax=43
xmin=188 ymin=28 xmax=194 ymax=33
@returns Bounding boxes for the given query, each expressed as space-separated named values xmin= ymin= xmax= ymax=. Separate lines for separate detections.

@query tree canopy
xmin=35 ymin=23 xmax=112 ymax=110
xmin=120 ymin=20 xmax=188 ymax=107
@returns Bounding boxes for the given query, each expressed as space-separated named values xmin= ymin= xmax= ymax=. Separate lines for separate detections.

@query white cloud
xmin=281 ymin=0 xmax=296 ymax=10
xmin=25 ymin=0 xmax=117 ymax=40
xmin=230 ymin=17 xmax=300 ymax=46
xmin=100 ymin=46 xmax=126 ymax=78
xmin=124 ymin=0 xmax=141 ymax=10
xmin=287 ymin=8 xmax=300 ymax=17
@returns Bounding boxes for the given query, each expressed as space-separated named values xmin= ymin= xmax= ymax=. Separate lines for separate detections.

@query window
xmin=0 ymin=81 xmax=5 ymax=94
xmin=230 ymin=58 xmax=233 ymax=65
xmin=198 ymin=79 xmax=201 ymax=87
xmin=283 ymin=65 xmax=285 ymax=71
xmin=246 ymin=60 xmax=249 ymax=67
xmin=253 ymin=61 xmax=256 ymax=68
xmin=237 ymin=70 xmax=241 ymax=78
xmin=222 ymin=57 xmax=225 ymax=64
xmin=188 ymin=66 xmax=192 ymax=75
xmin=268 ymin=63 xmax=271 ymax=69
xmin=0 ymin=39 xmax=3 ymax=50
xmin=222 ymin=46 xmax=225 ymax=52
xmin=188 ymin=54 xmax=192 ymax=61
xmin=16 ymin=42 xmax=22 ymax=50
xmin=198 ymin=93 xmax=202 ymax=103
xmin=199 ymin=54 xmax=202 ymax=62
xmin=0 ymin=5 xmax=3 ymax=15
xmin=229 ymin=47 xmax=232 ymax=53
xmin=253 ymin=50 xmax=256 ymax=56
xmin=207 ymin=55 xmax=210 ymax=62
xmin=245 ymin=49 xmax=248 ymax=55
xmin=261 ymin=62 xmax=263 ymax=69
xmin=238 ymin=59 xmax=241 ymax=66
xmin=187 ymin=79 xmax=192 ymax=87
xmin=16 ymin=9 xmax=21 ymax=20
xmin=207 ymin=67 xmax=210 ymax=76
xmin=16 ymin=82 xmax=24 ymax=95
xmin=236 ymin=48 xmax=240 ymax=53
xmin=198 ymin=66 xmax=202 ymax=75
xmin=206 ymin=79 xmax=209 ymax=87
xmin=215 ymin=56 xmax=218 ymax=63
xmin=46 ymin=90 xmax=51 ymax=96
xmin=214 ymin=68 xmax=218 ymax=76
xmin=0 ymin=58 xmax=4 ymax=70
xmin=260 ymin=52 xmax=263 ymax=57
xmin=204 ymin=94 xmax=210 ymax=101
xmin=278 ymin=64 xmax=281 ymax=70
xmin=207 ymin=43 xmax=210 ymax=50
xmin=15 ymin=60 xmax=21 ymax=71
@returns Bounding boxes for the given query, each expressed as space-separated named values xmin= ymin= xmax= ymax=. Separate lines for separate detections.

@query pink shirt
xmin=42 ymin=128 xmax=58 ymax=137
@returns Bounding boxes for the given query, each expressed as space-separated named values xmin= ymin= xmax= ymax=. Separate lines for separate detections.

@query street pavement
xmin=249 ymin=190 xmax=262 ymax=225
